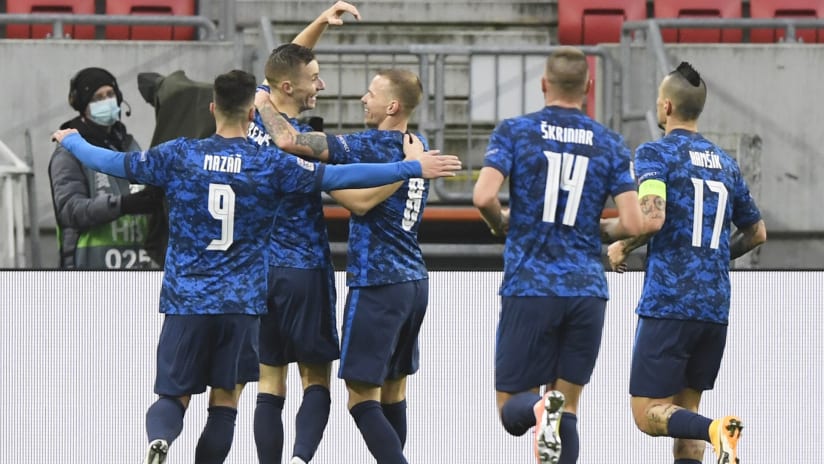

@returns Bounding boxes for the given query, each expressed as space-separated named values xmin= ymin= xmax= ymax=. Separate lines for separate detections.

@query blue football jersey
xmin=247 ymin=112 xmax=357 ymax=268
xmin=634 ymin=129 xmax=761 ymax=323
xmin=326 ymin=130 xmax=429 ymax=287
xmin=484 ymin=106 xmax=636 ymax=298
xmin=125 ymin=134 xmax=324 ymax=316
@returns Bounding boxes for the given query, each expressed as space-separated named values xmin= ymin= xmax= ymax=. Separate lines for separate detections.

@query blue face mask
xmin=88 ymin=97 xmax=121 ymax=126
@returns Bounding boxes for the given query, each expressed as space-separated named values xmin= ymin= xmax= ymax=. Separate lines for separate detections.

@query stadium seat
xmin=558 ymin=0 xmax=646 ymax=45
xmin=750 ymin=0 xmax=824 ymax=43
xmin=5 ymin=0 xmax=96 ymax=39
xmin=654 ymin=0 xmax=743 ymax=42
xmin=104 ymin=0 xmax=195 ymax=40
xmin=557 ymin=1 xmax=642 ymax=120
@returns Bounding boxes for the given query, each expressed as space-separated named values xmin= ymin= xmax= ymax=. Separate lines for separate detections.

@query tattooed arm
xmin=600 ymin=190 xmax=643 ymax=243
xmin=729 ymin=219 xmax=767 ymax=260
xmin=255 ymin=94 xmax=331 ymax=161
xmin=607 ymin=193 xmax=666 ymax=271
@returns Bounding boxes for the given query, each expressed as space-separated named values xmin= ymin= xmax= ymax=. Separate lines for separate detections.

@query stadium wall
xmin=618 ymin=44 xmax=824 ymax=268
xmin=0 ymin=41 xmax=821 ymax=268
xmin=1 ymin=271 xmax=820 ymax=462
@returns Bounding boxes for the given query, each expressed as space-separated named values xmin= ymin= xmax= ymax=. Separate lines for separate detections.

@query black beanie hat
xmin=68 ymin=67 xmax=123 ymax=113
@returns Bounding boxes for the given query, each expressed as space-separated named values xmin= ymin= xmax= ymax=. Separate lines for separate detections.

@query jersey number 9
xmin=207 ymin=183 xmax=236 ymax=251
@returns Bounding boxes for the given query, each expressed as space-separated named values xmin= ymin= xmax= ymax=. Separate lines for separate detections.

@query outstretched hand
xmin=51 ymin=128 xmax=78 ymax=143
xmin=402 ymin=132 xmax=426 ymax=160
xmin=607 ymin=241 xmax=629 ymax=273
xmin=416 ymin=151 xmax=462 ymax=179
xmin=322 ymin=1 xmax=361 ymax=25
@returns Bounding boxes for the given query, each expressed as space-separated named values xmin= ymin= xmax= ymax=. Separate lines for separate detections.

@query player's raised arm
xmin=292 ymin=1 xmax=362 ymax=49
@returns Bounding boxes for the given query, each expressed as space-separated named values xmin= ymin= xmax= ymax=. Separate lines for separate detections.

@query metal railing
xmin=0 ymin=133 xmax=38 ymax=268
xmin=0 ymin=13 xmax=220 ymax=40
xmin=620 ymin=18 xmax=824 ymax=137
xmin=256 ymin=24 xmax=621 ymax=203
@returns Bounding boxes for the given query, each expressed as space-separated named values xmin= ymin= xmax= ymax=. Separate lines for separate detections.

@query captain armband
xmin=638 ymin=179 xmax=666 ymax=201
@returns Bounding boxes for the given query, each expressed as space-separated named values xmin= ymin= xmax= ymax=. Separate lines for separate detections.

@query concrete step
xmin=202 ymin=0 xmax=555 ymax=27
xmin=245 ymin=24 xmax=551 ymax=48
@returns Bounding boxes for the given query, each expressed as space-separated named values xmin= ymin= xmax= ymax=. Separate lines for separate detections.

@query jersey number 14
xmin=542 ymin=151 xmax=588 ymax=226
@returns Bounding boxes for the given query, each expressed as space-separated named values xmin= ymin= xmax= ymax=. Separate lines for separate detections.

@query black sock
xmin=558 ymin=412 xmax=579 ymax=464
xmin=145 ymin=396 xmax=186 ymax=444
xmin=194 ymin=406 xmax=238 ymax=464
xmin=254 ymin=393 xmax=285 ymax=464
xmin=293 ymin=385 xmax=331 ymax=461
xmin=350 ymin=400 xmax=408 ymax=464
xmin=382 ymin=399 xmax=408 ymax=448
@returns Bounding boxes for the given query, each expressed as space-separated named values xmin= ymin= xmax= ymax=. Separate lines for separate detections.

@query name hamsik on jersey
xmin=125 ymin=135 xmax=324 ymax=316
xmin=484 ymin=106 xmax=636 ymax=298
xmin=634 ymin=129 xmax=761 ymax=324
xmin=325 ymin=130 xmax=429 ymax=287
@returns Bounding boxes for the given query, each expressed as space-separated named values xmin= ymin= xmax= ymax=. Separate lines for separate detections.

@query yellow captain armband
xmin=638 ymin=179 xmax=666 ymax=201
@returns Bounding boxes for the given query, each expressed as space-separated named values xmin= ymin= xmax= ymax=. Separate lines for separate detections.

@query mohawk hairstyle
xmin=674 ymin=61 xmax=702 ymax=87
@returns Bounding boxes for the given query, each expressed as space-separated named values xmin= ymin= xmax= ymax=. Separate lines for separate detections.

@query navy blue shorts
xmin=338 ymin=279 xmax=428 ymax=386
xmin=154 ymin=314 xmax=260 ymax=396
xmin=495 ymin=296 xmax=606 ymax=393
xmin=259 ymin=267 xmax=340 ymax=366
xmin=630 ymin=316 xmax=728 ymax=398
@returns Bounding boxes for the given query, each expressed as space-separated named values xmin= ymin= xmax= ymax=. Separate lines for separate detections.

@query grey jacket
xmin=48 ymin=135 xmax=144 ymax=268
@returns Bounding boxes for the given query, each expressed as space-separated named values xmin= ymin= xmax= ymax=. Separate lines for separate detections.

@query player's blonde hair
xmin=375 ymin=69 xmax=423 ymax=118
xmin=545 ymin=47 xmax=589 ymax=98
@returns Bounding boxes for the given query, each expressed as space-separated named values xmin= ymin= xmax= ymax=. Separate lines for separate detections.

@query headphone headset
xmin=68 ymin=68 xmax=130 ymax=116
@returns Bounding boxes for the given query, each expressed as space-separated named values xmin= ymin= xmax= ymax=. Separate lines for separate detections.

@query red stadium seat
xmin=105 ymin=0 xmax=195 ymax=40
xmin=654 ymin=0 xmax=743 ymax=42
xmin=5 ymin=0 xmax=96 ymax=39
xmin=557 ymin=0 xmax=643 ymax=120
xmin=750 ymin=0 xmax=824 ymax=43
xmin=558 ymin=0 xmax=646 ymax=45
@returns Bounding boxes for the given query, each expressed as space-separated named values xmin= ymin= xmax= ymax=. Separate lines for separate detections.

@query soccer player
xmin=472 ymin=46 xmax=646 ymax=464
xmin=255 ymin=68 xmax=431 ymax=464
xmin=246 ymin=3 xmax=369 ymax=464
xmin=51 ymin=69 xmax=461 ymax=464
xmin=607 ymin=62 xmax=766 ymax=464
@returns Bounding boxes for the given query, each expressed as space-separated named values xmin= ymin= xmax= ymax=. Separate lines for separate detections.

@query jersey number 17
xmin=691 ymin=178 xmax=728 ymax=250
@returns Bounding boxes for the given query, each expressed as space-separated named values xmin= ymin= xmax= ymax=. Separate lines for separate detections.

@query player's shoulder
xmin=634 ymin=136 xmax=672 ymax=159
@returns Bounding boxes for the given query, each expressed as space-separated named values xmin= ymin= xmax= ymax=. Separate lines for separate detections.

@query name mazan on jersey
xmin=541 ymin=121 xmax=593 ymax=146
xmin=689 ymin=150 xmax=721 ymax=169
xmin=204 ymin=154 xmax=242 ymax=173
